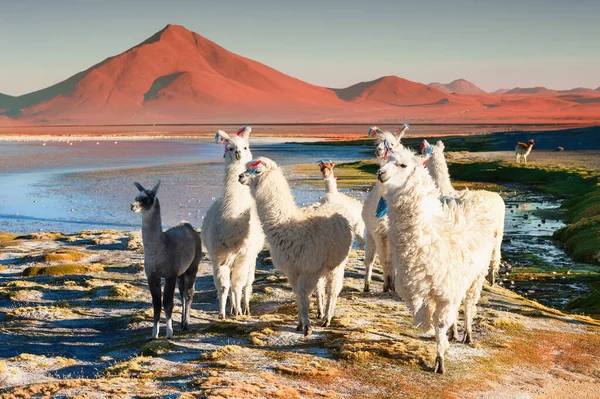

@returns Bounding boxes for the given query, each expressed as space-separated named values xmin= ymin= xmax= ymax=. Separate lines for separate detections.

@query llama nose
xmin=235 ymin=151 xmax=241 ymax=160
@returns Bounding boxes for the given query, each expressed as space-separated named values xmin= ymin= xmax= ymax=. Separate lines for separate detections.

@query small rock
xmin=556 ymin=147 xmax=564 ymax=151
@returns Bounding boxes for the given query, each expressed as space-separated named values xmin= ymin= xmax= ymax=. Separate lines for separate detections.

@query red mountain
xmin=3 ymin=24 xmax=345 ymax=124
xmin=428 ymin=79 xmax=487 ymax=95
xmin=333 ymin=76 xmax=447 ymax=105
xmin=1 ymin=24 xmax=599 ymax=125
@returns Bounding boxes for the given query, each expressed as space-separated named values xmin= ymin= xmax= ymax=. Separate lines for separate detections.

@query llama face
xmin=238 ymin=158 xmax=276 ymax=186
xmin=377 ymin=146 xmax=418 ymax=187
xmin=131 ymin=181 xmax=160 ymax=212
xmin=215 ymin=127 xmax=253 ymax=164
xmin=374 ymin=132 xmax=402 ymax=164
xmin=318 ymin=160 xmax=334 ymax=179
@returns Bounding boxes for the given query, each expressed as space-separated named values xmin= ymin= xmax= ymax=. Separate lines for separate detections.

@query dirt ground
xmin=1 ymin=231 xmax=599 ymax=398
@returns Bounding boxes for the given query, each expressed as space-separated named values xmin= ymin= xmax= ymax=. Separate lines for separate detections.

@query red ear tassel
xmin=248 ymin=160 xmax=262 ymax=169
xmin=422 ymin=158 xmax=430 ymax=166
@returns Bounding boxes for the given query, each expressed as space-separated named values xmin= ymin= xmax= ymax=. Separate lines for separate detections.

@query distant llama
xmin=131 ymin=181 xmax=202 ymax=339
xmin=316 ymin=160 xmax=366 ymax=249
xmin=515 ymin=139 xmax=535 ymax=164
xmin=201 ymin=127 xmax=265 ymax=319
xmin=239 ymin=157 xmax=354 ymax=335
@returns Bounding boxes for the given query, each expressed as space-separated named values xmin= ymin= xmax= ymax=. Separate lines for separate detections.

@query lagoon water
xmin=0 ymin=138 xmax=370 ymax=233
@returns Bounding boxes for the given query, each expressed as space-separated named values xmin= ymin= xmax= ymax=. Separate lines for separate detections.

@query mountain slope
xmin=333 ymin=76 xmax=447 ymax=105
xmin=5 ymin=24 xmax=344 ymax=123
xmin=428 ymin=79 xmax=487 ymax=95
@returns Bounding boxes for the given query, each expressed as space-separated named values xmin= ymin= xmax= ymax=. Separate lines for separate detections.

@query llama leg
xmin=316 ymin=277 xmax=326 ymax=319
xmin=297 ymin=274 xmax=320 ymax=336
xmin=380 ymin=237 xmax=394 ymax=293
xmin=323 ymin=261 xmax=346 ymax=327
xmin=487 ymin=231 xmax=502 ymax=286
xmin=363 ymin=231 xmax=376 ymax=292
xmin=180 ymin=259 xmax=199 ymax=330
xmin=148 ymin=275 xmax=162 ymax=340
xmin=163 ymin=276 xmax=177 ymax=339
xmin=242 ymin=255 xmax=257 ymax=316
xmin=177 ymin=275 xmax=187 ymax=330
xmin=433 ymin=304 xmax=456 ymax=374
xmin=463 ymin=275 xmax=485 ymax=344
xmin=448 ymin=306 xmax=460 ymax=341
xmin=213 ymin=261 xmax=231 ymax=319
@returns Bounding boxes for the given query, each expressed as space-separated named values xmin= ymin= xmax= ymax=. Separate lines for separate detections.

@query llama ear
xmin=150 ymin=180 xmax=161 ymax=195
xmin=215 ymin=130 xmax=230 ymax=144
xmin=237 ymin=126 xmax=251 ymax=141
xmin=134 ymin=182 xmax=145 ymax=192
xmin=436 ymin=140 xmax=445 ymax=151
xmin=419 ymin=140 xmax=430 ymax=155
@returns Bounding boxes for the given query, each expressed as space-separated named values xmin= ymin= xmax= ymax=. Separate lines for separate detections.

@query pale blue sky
xmin=1 ymin=0 xmax=598 ymax=95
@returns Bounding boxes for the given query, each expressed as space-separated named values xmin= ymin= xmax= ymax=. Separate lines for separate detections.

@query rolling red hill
xmin=1 ymin=24 xmax=599 ymax=125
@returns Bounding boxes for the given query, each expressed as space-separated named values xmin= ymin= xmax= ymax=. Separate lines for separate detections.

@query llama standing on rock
xmin=515 ymin=139 xmax=535 ymax=164
xmin=201 ymin=127 xmax=265 ymax=319
xmin=316 ymin=160 xmax=365 ymax=249
xmin=131 ymin=181 xmax=202 ymax=339
xmin=420 ymin=139 xmax=505 ymax=286
xmin=378 ymin=146 xmax=495 ymax=374
xmin=239 ymin=157 xmax=353 ymax=335
xmin=361 ymin=125 xmax=407 ymax=292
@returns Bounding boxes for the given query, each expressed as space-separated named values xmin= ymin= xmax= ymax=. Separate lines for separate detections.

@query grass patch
xmin=298 ymin=134 xmax=503 ymax=152
xmin=103 ymin=356 xmax=156 ymax=378
xmin=0 ymin=232 xmax=20 ymax=247
xmin=23 ymin=263 xmax=104 ymax=276
xmin=108 ymin=283 xmax=138 ymax=298
xmin=41 ymin=248 xmax=88 ymax=263
xmin=17 ymin=231 xmax=68 ymax=241
xmin=140 ymin=339 xmax=176 ymax=357
xmin=199 ymin=345 xmax=242 ymax=361
xmin=9 ymin=353 xmax=76 ymax=368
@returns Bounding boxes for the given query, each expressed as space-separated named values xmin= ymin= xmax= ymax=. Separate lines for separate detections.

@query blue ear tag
xmin=427 ymin=146 xmax=434 ymax=155
xmin=376 ymin=197 xmax=388 ymax=218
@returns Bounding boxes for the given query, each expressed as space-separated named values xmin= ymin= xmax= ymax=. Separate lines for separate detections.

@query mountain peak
xmin=429 ymin=79 xmax=486 ymax=95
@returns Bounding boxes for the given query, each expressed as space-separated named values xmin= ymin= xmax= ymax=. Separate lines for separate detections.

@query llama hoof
xmin=433 ymin=355 xmax=445 ymax=374
xmin=296 ymin=323 xmax=303 ymax=332
xmin=462 ymin=332 xmax=472 ymax=344
xmin=487 ymin=274 xmax=496 ymax=286
xmin=321 ymin=319 xmax=331 ymax=328
xmin=363 ymin=284 xmax=370 ymax=293
xmin=181 ymin=322 xmax=189 ymax=331
xmin=218 ymin=314 xmax=225 ymax=320
xmin=316 ymin=312 xmax=323 ymax=319
xmin=304 ymin=326 xmax=312 ymax=337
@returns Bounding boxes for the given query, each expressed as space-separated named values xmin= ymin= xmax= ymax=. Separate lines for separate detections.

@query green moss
xmin=445 ymin=161 xmax=600 ymax=265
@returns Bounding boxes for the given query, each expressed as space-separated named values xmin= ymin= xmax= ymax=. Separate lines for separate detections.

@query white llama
xmin=361 ymin=125 xmax=407 ymax=292
xmin=239 ymin=157 xmax=354 ymax=335
xmin=420 ymin=139 xmax=505 ymax=286
xmin=201 ymin=127 xmax=265 ymax=319
xmin=378 ymin=146 xmax=495 ymax=374
xmin=316 ymin=160 xmax=366 ymax=249
xmin=515 ymin=139 xmax=535 ymax=164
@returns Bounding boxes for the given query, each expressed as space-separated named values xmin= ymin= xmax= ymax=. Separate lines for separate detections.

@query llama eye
xmin=244 ymin=147 xmax=247 ymax=150
xmin=400 ymin=164 xmax=407 ymax=168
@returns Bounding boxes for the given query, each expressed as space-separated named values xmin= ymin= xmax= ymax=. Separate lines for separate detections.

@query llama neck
xmin=252 ymin=169 xmax=299 ymax=228
xmin=427 ymin=153 xmax=456 ymax=197
xmin=386 ymin=166 xmax=444 ymax=234
xmin=222 ymin=162 xmax=252 ymax=214
xmin=324 ymin=176 xmax=338 ymax=195
xmin=141 ymin=200 xmax=165 ymax=252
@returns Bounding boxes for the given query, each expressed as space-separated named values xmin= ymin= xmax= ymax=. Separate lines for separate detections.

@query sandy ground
xmin=0 ymin=231 xmax=599 ymax=398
